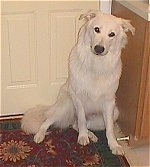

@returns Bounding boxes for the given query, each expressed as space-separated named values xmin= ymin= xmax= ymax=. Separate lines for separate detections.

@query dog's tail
xmin=21 ymin=105 xmax=49 ymax=134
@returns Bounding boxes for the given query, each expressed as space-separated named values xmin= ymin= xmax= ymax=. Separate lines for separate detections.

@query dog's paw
xmin=110 ymin=144 xmax=124 ymax=155
xmin=88 ymin=130 xmax=98 ymax=143
xmin=34 ymin=131 xmax=45 ymax=143
xmin=78 ymin=134 xmax=90 ymax=146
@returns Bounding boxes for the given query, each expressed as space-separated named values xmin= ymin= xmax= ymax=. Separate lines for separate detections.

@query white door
xmin=1 ymin=1 xmax=99 ymax=115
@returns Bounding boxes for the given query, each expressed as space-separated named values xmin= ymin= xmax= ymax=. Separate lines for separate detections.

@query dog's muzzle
xmin=94 ymin=45 xmax=105 ymax=55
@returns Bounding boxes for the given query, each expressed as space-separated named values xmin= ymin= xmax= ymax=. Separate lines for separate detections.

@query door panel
xmin=1 ymin=1 xmax=99 ymax=115
xmin=50 ymin=11 xmax=79 ymax=82
xmin=2 ymin=13 xmax=36 ymax=86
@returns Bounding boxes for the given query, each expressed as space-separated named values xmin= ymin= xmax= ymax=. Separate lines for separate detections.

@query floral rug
xmin=0 ymin=117 xmax=130 ymax=167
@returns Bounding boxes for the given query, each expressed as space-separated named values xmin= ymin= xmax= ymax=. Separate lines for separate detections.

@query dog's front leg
xmin=102 ymin=99 xmax=124 ymax=155
xmin=71 ymin=91 xmax=89 ymax=146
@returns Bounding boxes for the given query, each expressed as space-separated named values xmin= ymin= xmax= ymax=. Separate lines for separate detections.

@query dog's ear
xmin=79 ymin=10 xmax=98 ymax=21
xmin=120 ymin=19 xmax=135 ymax=35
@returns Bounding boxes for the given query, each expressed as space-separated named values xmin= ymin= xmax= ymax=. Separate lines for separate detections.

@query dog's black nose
xmin=94 ymin=45 xmax=105 ymax=55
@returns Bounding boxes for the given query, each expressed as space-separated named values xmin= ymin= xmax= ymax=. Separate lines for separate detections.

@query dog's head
xmin=78 ymin=10 xmax=135 ymax=56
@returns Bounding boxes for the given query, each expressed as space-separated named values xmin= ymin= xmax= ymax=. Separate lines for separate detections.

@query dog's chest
xmin=76 ymin=72 xmax=116 ymax=100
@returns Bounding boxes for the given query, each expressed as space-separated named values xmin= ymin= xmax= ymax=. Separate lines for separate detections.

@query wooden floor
xmin=114 ymin=124 xmax=150 ymax=167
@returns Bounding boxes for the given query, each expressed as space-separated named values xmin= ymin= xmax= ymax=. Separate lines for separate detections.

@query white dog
xmin=21 ymin=10 xmax=135 ymax=155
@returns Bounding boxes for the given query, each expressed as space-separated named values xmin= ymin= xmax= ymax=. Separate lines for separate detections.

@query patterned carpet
xmin=0 ymin=117 xmax=130 ymax=167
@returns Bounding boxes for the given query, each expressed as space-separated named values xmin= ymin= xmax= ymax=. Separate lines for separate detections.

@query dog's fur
xmin=21 ymin=10 xmax=135 ymax=155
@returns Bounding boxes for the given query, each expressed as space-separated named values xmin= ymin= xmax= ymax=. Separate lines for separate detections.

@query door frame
xmin=100 ymin=0 xmax=112 ymax=14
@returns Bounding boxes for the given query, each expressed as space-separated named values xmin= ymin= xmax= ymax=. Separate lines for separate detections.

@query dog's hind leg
xmin=34 ymin=85 xmax=75 ymax=143
xmin=34 ymin=117 xmax=55 ymax=143
xmin=33 ymin=104 xmax=57 ymax=143
xmin=87 ymin=130 xmax=98 ymax=143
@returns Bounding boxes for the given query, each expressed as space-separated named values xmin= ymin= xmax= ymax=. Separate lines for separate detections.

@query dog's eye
xmin=94 ymin=27 xmax=100 ymax=33
xmin=108 ymin=32 xmax=115 ymax=37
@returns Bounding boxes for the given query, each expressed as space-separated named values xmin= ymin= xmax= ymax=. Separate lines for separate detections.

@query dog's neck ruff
xmin=73 ymin=44 xmax=122 ymax=76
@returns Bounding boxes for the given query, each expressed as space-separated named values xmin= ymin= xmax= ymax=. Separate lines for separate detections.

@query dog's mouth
xmin=95 ymin=52 xmax=108 ymax=56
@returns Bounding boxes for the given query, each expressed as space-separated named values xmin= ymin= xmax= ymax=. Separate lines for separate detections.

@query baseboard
xmin=0 ymin=114 xmax=23 ymax=120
